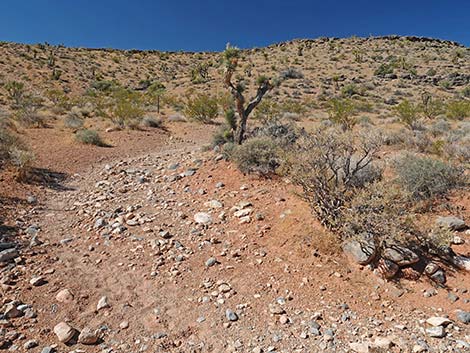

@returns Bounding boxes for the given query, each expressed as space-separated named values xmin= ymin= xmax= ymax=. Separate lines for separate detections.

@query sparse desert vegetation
xmin=0 ymin=35 xmax=469 ymax=352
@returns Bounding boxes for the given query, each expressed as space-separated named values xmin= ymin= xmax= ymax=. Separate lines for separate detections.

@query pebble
xmin=225 ymin=309 xmax=238 ymax=321
xmin=205 ymin=257 xmax=217 ymax=267
xmin=426 ymin=326 xmax=445 ymax=338
xmin=53 ymin=322 xmax=76 ymax=343
xmin=96 ymin=296 xmax=110 ymax=310
xmin=56 ymin=289 xmax=74 ymax=303
xmin=78 ymin=327 xmax=99 ymax=345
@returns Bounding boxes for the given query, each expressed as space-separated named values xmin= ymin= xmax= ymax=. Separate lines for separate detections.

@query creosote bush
xmin=394 ymin=153 xmax=464 ymax=200
xmin=327 ymin=98 xmax=356 ymax=131
xmin=75 ymin=129 xmax=106 ymax=146
xmin=395 ymin=99 xmax=421 ymax=130
xmin=183 ymin=93 xmax=218 ymax=123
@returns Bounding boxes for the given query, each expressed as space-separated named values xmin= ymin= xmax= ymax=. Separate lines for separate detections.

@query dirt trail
xmin=1 ymin=126 xmax=470 ymax=353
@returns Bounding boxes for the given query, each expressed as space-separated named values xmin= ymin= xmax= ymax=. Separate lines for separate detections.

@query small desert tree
xmin=223 ymin=44 xmax=281 ymax=144
xmin=147 ymin=82 xmax=166 ymax=114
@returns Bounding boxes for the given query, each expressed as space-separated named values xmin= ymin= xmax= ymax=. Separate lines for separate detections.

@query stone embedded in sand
xmin=456 ymin=311 xmax=470 ymax=324
xmin=30 ymin=276 xmax=46 ymax=286
xmin=54 ymin=322 xmax=76 ymax=343
xmin=56 ymin=289 xmax=74 ymax=303
xmin=342 ymin=239 xmax=376 ymax=265
xmin=119 ymin=320 xmax=129 ymax=329
xmin=349 ymin=342 xmax=370 ymax=353
xmin=96 ymin=296 xmax=110 ymax=310
xmin=4 ymin=303 xmax=23 ymax=318
xmin=436 ymin=216 xmax=466 ymax=231
xmin=426 ymin=316 xmax=451 ymax=327
xmin=426 ymin=326 xmax=445 ymax=338
xmin=194 ymin=212 xmax=212 ymax=225
xmin=205 ymin=257 xmax=217 ymax=267
xmin=204 ymin=200 xmax=223 ymax=209
xmin=225 ymin=309 xmax=238 ymax=321
xmin=78 ymin=327 xmax=99 ymax=345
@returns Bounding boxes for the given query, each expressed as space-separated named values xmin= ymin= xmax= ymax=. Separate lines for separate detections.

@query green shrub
xmin=64 ymin=113 xmax=84 ymax=130
xmin=327 ymin=98 xmax=356 ymax=131
xmin=394 ymin=99 xmax=421 ymax=130
xmin=394 ymin=154 xmax=464 ymax=200
xmin=4 ymin=81 xmax=25 ymax=107
xmin=374 ymin=63 xmax=394 ymax=77
xmin=233 ymin=137 xmax=280 ymax=175
xmin=183 ymin=93 xmax=218 ymax=123
xmin=462 ymin=86 xmax=470 ymax=98
xmin=110 ymin=89 xmax=145 ymax=128
xmin=253 ymin=99 xmax=281 ymax=122
xmin=446 ymin=100 xmax=470 ymax=120
xmin=75 ymin=129 xmax=106 ymax=146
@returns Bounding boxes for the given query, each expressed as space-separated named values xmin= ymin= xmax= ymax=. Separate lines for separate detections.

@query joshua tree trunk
xmin=224 ymin=68 xmax=273 ymax=144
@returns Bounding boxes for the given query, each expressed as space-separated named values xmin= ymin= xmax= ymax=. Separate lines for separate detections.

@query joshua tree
xmin=223 ymin=44 xmax=280 ymax=144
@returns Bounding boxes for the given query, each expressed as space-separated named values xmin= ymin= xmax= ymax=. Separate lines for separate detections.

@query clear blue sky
xmin=0 ymin=0 xmax=469 ymax=51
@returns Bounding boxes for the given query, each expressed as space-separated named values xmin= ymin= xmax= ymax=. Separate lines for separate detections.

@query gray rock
xmin=447 ymin=292 xmax=459 ymax=303
xmin=23 ymin=340 xmax=38 ymax=349
xmin=53 ymin=322 xmax=76 ymax=343
xmin=205 ymin=257 xmax=217 ymax=267
xmin=78 ymin=327 xmax=99 ymax=345
xmin=41 ymin=347 xmax=55 ymax=353
xmin=456 ymin=311 xmax=470 ymax=324
xmin=225 ymin=309 xmax=238 ymax=321
xmin=0 ymin=248 xmax=19 ymax=262
xmin=436 ymin=216 xmax=466 ymax=231
xmin=342 ymin=238 xmax=376 ymax=265
xmin=383 ymin=245 xmax=419 ymax=266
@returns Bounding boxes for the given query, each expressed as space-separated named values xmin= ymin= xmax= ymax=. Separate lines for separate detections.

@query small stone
xmin=27 ymin=195 xmax=37 ymax=204
xmin=56 ymin=289 xmax=74 ymax=303
xmin=349 ymin=342 xmax=370 ymax=353
xmin=205 ymin=257 xmax=217 ymax=267
xmin=119 ymin=321 xmax=129 ymax=329
xmin=4 ymin=303 xmax=23 ymax=318
xmin=426 ymin=326 xmax=445 ymax=338
xmin=40 ymin=347 xmax=55 ymax=353
xmin=383 ymin=245 xmax=419 ymax=266
xmin=268 ymin=303 xmax=285 ymax=315
xmin=194 ymin=212 xmax=212 ymax=225
xmin=426 ymin=316 xmax=451 ymax=327
xmin=78 ymin=327 xmax=99 ymax=345
xmin=30 ymin=276 xmax=46 ymax=286
xmin=24 ymin=340 xmax=38 ymax=349
xmin=54 ymin=322 xmax=76 ymax=343
xmin=204 ymin=200 xmax=223 ymax=209
xmin=456 ymin=311 xmax=470 ymax=324
xmin=447 ymin=292 xmax=459 ymax=303
xmin=225 ymin=309 xmax=238 ymax=321
xmin=96 ymin=296 xmax=110 ymax=310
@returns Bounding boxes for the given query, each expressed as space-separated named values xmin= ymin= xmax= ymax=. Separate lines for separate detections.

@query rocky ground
xmin=1 ymin=126 xmax=469 ymax=353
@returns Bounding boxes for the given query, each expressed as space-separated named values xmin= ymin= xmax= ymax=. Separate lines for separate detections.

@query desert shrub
xmin=374 ymin=63 xmax=394 ymax=77
xmin=63 ymin=112 xmax=84 ymax=130
xmin=394 ymin=99 xmax=421 ymax=130
xmin=462 ymin=86 xmax=470 ymax=98
xmin=394 ymin=153 xmax=464 ymax=200
xmin=340 ymin=181 xmax=412 ymax=249
xmin=420 ymin=93 xmax=444 ymax=120
xmin=90 ymin=80 xmax=116 ymax=92
xmin=402 ymin=130 xmax=433 ymax=153
xmin=252 ymin=120 xmax=300 ymax=148
xmin=233 ymin=137 xmax=280 ymax=175
xmin=110 ymin=89 xmax=144 ymax=128
xmin=341 ymin=84 xmax=361 ymax=97
xmin=75 ymin=129 xmax=106 ymax=146
xmin=327 ymin=98 xmax=356 ymax=131
xmin=9 ymin=146 xmax=35 ymax=180
xmin=183 ymin=93 xmax=218 ymax=123
xmin=140 ymin=116 xmax=162 ymax=128
xmin=428 ymin=119 xmax=451 ymax=137
xmin=253 ymin=99 xmax=281 ymax=122
xmin=14 ymin=96 xmax=46 ymax=128
xmin=279 ymin=67 xmax=304 ymax=80
xmin=280 ymin=99 xmax=307 ymax=116
xmin=212 ymin=125 xmax=234 ymax=147
xmin=4 ymin=81 xmax=25 ymax=107
xmin=444 ymin=131 xmax=470 ymax=163
xmin=45 ymin=89 xmax=71 ymax=113
xmin=446 ymin=100 xmax=470 ymax=120
xmin=0 ymin=120 xmax=34 ymax=179
xmin=286 ymin=128 xmax=383 ymax=229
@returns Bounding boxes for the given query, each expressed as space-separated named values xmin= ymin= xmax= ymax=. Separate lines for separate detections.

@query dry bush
xmin=75 ymin=129 xmax=106 ymax=146
xmin=286 ymin=128 xmax=383 ymax=229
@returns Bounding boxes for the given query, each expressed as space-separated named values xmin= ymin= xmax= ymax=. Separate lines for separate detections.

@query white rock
xmin=96 ymin=296 xmax=110 ymax=310
xmin=54 ymin=322 xmax=76 ymax=343
xmin=194 ymin=212 xmax=212 ymax=224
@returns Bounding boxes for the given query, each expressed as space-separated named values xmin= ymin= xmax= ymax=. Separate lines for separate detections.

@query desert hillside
xmin=0 ymin=36 xmax=469 ymax=353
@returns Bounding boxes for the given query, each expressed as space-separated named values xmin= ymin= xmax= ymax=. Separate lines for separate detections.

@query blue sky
xmin=0 ymin=0 xmax=469 ymax=51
